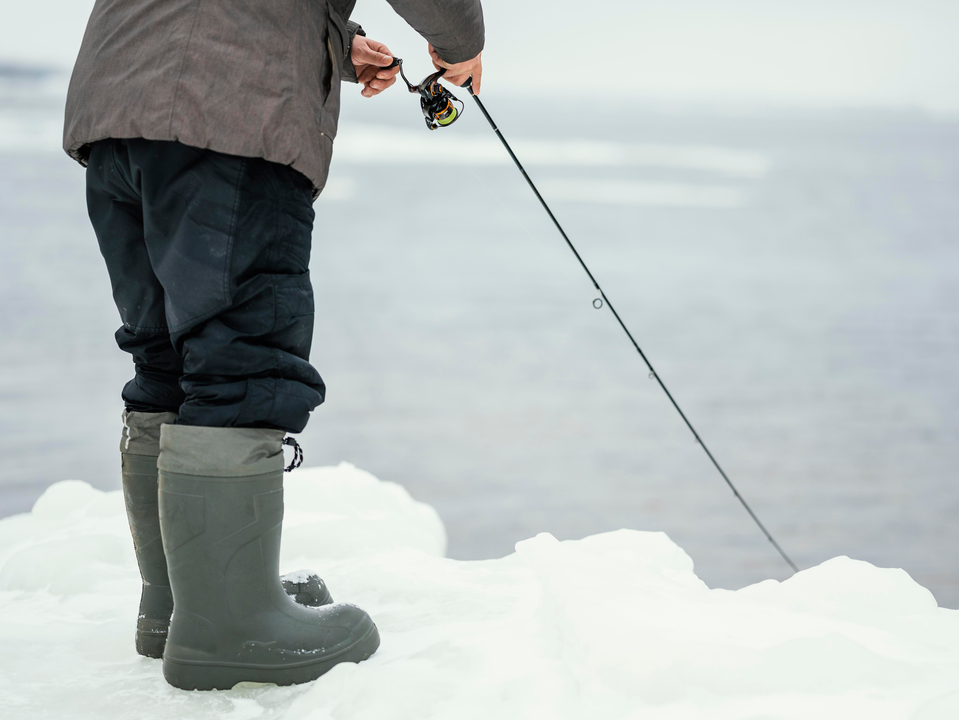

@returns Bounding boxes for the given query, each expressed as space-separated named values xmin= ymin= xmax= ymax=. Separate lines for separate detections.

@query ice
xmin=0 ymin=464 xmax=955 ymax=719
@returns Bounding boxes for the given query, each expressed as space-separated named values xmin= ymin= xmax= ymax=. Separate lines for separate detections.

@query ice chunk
xmin=0 ymin=465 xmax=954 ymax=719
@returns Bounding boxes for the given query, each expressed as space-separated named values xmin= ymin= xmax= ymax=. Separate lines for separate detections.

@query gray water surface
xmin=1 ymin=82 xmax=956 ymax=606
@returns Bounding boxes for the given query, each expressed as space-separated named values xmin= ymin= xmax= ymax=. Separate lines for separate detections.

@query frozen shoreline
xmin=0 ymin=464 xmax=955 ymax=719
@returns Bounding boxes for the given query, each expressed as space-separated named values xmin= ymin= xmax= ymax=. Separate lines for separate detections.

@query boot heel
xmin=135 ymin=628 xmax=168 ymax=659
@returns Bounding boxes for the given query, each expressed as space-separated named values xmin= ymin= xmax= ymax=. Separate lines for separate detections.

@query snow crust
xmin=0 ymin=463 xmax=955 ymax=719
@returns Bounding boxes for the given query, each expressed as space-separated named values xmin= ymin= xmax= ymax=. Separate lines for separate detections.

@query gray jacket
xmin=63 ymin=0 xmax=484 ymax=196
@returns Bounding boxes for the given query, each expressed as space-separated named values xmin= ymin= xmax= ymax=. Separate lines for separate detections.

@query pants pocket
xmin=150 ymin=150 xmax=245 ymax=333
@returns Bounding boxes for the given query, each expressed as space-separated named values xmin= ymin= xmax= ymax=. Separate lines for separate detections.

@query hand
xmin=428 ymin=45 xmax=482 ymax=95
xmin=351 ymin=36 xmax=399 ymax=98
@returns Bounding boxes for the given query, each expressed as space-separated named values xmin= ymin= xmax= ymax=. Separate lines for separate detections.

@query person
xmin=62 ymin=0 xmax=484 ymax=691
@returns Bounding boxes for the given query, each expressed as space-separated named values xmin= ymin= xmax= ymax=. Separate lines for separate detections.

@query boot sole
xmin=162 ymin=622 xmax=380 ymax=691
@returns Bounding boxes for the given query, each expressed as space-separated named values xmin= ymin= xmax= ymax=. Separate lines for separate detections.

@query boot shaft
xmin=159 ymin=469 xmax=286 ymax=618
xmin=121 ymin=411 xmax=178 ymax=588
xmin=122 ymin=453 xmax=169 ymax=587
xmin=157 ymin=424 xmax=289 ymax=625
xmin=121 ymin=410 xmax=179 ymax=657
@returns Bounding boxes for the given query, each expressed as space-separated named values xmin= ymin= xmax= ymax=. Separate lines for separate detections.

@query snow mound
xmin=0 ymin=464 xmax=955 ymax=720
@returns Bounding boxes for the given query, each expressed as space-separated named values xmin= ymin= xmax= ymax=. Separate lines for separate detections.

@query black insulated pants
xmin=86 ymin=138 xmax=325 ymax=433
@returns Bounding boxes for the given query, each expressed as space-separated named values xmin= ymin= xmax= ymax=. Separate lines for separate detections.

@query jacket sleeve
xmin=386 ymin=0 xmax=484 ymax=64
xmin=340 ymin=21 xmax=365 ymax=83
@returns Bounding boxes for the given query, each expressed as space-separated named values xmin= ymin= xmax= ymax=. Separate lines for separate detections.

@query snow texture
xmin=0 ymin=463 xmax=955 ymax=719
xmin=281 ymin=569 xmax=321 ymax=585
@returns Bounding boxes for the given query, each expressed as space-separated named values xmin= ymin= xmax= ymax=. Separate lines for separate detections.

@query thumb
xmin=353 ymin=42 xmax=393 ymax=65
xmin=363 ymin=50 xmax=394 ymax=67
xmin=355 ymin=43 xmax=392 ymax=66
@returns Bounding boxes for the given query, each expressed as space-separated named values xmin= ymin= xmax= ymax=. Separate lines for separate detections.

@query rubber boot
xmin=121 ymin=410 xmax=179 ymax=658
xmin=121 ymin=411 xmax=332 ymax=659
xmin=158 ymin=425 xmax=379 ymax=690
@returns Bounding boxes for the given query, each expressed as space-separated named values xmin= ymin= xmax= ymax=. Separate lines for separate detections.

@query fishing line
xmin=389 ymin=59 xmax=799 ymax=574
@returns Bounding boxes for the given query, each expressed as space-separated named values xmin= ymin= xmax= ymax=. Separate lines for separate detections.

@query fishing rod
xmin=389 ymin=59 xmax=799 ymax=574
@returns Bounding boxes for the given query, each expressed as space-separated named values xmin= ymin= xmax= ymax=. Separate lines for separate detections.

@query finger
xmin=446 ymin=69 xmax=477 ymax=88
xmin=358 ymin=59 xmax=394 ymax=82
xmin=367 ymin=76 xmax=394 ymax=92
xmin=363 ymin=75 xmax=396 ymax=96
xmin=471 ymin=65 xmax=482 ymax=95
xmin=454 ymin=75 xmax=475 ymax=94
xmin=370 ymin=51 xmax=394 ymax=66
xmin=361 ymin=80 xmax=384 ymax=98
xmin=357 ymin=65 xmax=379 ymax=85
xmin=356 ymin=46 xmax=394 ymax=67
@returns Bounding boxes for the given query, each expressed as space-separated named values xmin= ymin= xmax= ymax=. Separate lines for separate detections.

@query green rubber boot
xmin=121 ymin=412 xmax=333 ymax=659
xmin=157 ymin=424 xmax=379 ymax=690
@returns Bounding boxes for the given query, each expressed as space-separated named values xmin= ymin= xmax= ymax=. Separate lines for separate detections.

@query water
xmin=0 ymin=76 xmax=956 ymax=606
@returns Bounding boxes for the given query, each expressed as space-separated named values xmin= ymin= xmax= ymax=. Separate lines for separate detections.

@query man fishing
xmin=63 ymin=0 xmax=483 ymax=691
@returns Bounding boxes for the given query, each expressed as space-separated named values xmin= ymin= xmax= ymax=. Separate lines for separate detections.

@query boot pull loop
xmin=282 ymin=437 xmax=304 ymax=473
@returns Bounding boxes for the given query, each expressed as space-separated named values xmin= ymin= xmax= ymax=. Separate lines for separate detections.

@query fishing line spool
xmin=388 ymin=57 xmax=464 ymax=131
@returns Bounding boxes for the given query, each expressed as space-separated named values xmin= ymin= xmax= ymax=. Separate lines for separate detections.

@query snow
xmin=281 ymin=570 xmax=320 ymax=585
xmin=0 ymin=464 xmax=955 ymax=719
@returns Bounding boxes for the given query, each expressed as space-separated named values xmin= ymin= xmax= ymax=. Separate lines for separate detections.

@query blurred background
xmin=0 ymin=0 xmax=957 ymax=605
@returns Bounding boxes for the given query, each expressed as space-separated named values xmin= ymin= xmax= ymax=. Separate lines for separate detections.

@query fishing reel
xmin=388 ymin=57 xmax=464 ymax=131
